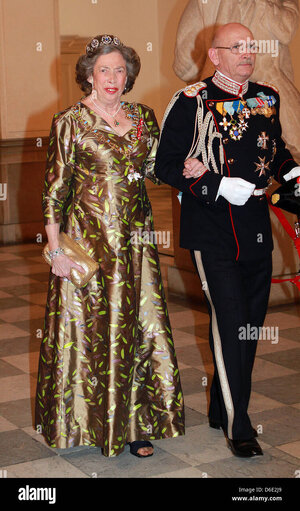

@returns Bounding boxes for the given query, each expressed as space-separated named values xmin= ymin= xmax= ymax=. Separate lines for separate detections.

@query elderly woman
xmin=35 ymin=34 xmax=184 ymax=458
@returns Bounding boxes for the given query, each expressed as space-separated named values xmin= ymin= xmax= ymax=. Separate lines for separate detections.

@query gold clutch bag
xmin=42 ymin=232 xmax=99 ymax=288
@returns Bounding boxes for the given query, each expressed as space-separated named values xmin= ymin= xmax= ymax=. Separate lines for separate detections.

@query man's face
xmin=209 ymin=26 xmax=256 ymax=83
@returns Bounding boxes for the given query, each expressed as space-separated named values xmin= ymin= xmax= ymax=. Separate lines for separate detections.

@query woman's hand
xmin=183 ymin=158 xmax=207 ymax=179
xmin=51 ymin=254 xmax=85 ymax=279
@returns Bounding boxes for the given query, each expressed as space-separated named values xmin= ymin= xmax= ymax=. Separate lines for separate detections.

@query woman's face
xmin=89 ymin=51 xmax=127 ymax=104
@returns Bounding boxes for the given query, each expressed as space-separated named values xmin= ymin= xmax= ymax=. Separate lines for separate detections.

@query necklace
xmin=90 ymin=97 xmax=122 ymax=126
xmin=75 ymin=101 xmax=146 ymax=183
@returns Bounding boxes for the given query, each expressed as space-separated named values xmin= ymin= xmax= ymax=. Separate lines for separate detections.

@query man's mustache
xmin=239 ymin=59 xmax=254 ymax=64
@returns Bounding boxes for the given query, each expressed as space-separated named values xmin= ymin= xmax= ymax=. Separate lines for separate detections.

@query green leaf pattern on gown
xmin=35 ymin=101 xmax=185 ymax=457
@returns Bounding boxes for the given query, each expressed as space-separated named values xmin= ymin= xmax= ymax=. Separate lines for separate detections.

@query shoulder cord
xmin=160 ymin=92 xmax=224 ymax=175
xmin=195 ymin=95 xmax=224 ymax=175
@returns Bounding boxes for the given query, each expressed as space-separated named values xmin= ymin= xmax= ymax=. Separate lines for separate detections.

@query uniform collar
xmin=212 ymin=70 xmax=249 ymax=97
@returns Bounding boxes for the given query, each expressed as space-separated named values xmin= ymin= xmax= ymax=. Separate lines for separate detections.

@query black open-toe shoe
xmin=128 ymin=441 xmax=154 ymax=458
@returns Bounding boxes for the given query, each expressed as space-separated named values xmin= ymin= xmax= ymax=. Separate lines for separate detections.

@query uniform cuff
xmin=189 ymin=172 xmax=223 ymax=204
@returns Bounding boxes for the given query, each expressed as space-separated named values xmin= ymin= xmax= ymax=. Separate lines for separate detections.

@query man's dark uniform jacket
xmin=155 ymin=71 xmax=299 ymax=444
xmin=155 ymin=72 xmax=298 ymax=261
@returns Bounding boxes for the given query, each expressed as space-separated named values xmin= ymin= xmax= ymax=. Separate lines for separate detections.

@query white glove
xmin=283 ymin=166 xmax=300 ymax=182
xmin=217 ymin=177 xmax=256 ymax=206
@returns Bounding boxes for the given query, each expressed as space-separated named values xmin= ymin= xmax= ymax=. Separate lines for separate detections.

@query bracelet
xmin=49 ymin=247 xmax=64 ymax=260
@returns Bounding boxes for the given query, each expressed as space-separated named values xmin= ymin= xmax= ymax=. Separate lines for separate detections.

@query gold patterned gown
xmin=35 ymin=101 xmax=185 ymax=457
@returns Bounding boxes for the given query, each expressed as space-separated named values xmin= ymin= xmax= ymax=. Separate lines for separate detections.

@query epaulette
xmin=183 ymin=81 xmax=207 ymax=97
xmin=256 ymin=81 xmax=279 ymax=94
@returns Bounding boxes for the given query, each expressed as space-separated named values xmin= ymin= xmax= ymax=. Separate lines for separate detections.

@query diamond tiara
xmin=86 ymin=35 xmax=123 ymax=55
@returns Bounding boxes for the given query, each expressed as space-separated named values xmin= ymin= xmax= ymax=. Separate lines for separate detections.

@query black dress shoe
xmin=209 ymin=420 xmax=258 ymax=437
xmin=227 ymin=437 xmax=263 ymax=458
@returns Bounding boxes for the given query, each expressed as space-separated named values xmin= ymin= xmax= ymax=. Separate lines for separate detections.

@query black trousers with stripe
xmin=191 ymin=250 xmax=272 ymax=440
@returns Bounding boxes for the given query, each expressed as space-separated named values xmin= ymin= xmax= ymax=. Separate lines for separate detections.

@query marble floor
xmin=0 ymin=186 xmax=300 ymax=480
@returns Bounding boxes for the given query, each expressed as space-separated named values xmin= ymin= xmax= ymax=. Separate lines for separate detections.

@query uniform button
xmin=228 ymin=158 xmax=235 ymax=164
xmin=223 ymin=138 xmax=229 ymax=144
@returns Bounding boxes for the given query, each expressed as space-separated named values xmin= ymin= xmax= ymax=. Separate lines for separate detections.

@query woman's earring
xmin=90 ymin=77 xmax=97 ymax=99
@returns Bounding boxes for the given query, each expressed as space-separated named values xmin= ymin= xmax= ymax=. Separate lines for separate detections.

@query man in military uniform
xmin=155 ymin=23 xmax=300 ymax=458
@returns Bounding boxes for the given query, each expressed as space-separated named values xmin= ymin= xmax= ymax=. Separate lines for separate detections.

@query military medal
xmin=239 ymin=119 xmax=248 ymax=131
xmin=242 ymin=107 xmax=251 ymax=119
xmin=254 ymin=156 xmax=271 ymax=177
xmin=217 ymin=93 xmax=277 ymax=142
xmin=229 ymin=124 xmax=243 ymax=140
xmin=246 ymin=93 xmax=277 ymax=117
xmin=219 ymin=117 xmax=231 ymax=131
xmin=271 ymin=140 xmax=277 ymax=162
xmin=257 ymin=131 xmax=269 ymax=149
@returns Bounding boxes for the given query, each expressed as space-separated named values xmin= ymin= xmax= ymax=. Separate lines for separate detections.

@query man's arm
xmin=155 ymin=92 xmax=223 ymax=205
